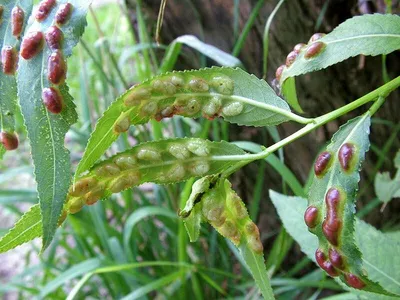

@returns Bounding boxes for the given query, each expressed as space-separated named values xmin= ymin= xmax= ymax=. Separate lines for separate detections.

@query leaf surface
xmin=75 ymin=67 xmax=292 ymax=178
xmin=305 ymin=114 xmax=395 ymax=295
xmin=16 ymin=0 xmax=91 ymax=250
xmin=67 ymin=138 xmax=246 ymax=215
xmin=280 ymin=14 xmax=400 ymax=83
xmin=270 ymin=191 xmax=400 ymax=299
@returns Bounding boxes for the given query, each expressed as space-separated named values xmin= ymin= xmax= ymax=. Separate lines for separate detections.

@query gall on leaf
xmin=20 ymin=31 xmax=45 ymax=60
xmin=11 ymin=6 xmax=24 ymax=37
xmin=0 ymin=131 xmax=19 ymax=151
xmin=42 ymin=87 xmax=64 ymax=114
xmin=55 ymin=3 xmax=73 ymax=25
xmin=35 ymin=0 xmax=56 ymax=22
xmin=1 ymin=46 xmax=17 ymax=75
xmin=47 ymin=50 xmax=67 ymax=84
xmin=45 ymin=26 xmax=64 ymax=51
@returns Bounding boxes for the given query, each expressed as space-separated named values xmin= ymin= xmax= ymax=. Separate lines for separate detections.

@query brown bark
xmin=126 ymin=0 xmax=400 ymax=229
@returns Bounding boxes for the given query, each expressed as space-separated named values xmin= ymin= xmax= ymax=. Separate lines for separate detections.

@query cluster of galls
xmin=66 ymin=140 xmax=213 ymax=215
xmin=200 ymin=180 xmax=264 ymax=254
xmin=304 ymin=143 xmax=366 ymax=289
xmin=0 ymin=1 xmax=73 ymax=114
xmin=275 ymin=33 xmax=327 ymax=83
xmin=114 ymin=73 xmax=243 ymax=134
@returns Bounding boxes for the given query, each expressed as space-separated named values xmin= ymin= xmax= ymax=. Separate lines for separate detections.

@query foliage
xmin=0 ymin=1 xmax=399 ymax=299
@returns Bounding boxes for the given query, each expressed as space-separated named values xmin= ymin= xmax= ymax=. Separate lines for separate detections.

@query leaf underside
xmin=16 ymin=0 xmax=90 ymax=250
xmin=270 ymin=191 xmax=400 ymax=299
xmin=75 ymin=66 xmax=291 ymax=180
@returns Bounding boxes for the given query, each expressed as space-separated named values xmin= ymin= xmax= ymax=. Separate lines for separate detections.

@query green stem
xmin=217 ymin=75 xmax=400 ymax=173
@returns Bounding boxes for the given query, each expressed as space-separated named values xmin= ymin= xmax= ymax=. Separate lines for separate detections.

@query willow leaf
xmin=66 ymin=138 xmax=245 ymax=215
xmin=75 ymin=66 xmax=292 ymax=179
xmin=305 ymin=114 xmax=396 ymax=296
xmin=0 ymin=0 xmax=33 ymax=156
xmin=270 ymin=191 xmax=400 ymax=299
xmin=0 ymin=204 xmax=42 ymax=253
xmin=181 ymin=178 xmax=275 ymax=299
xmin=16 ymin=0 xmax=91 ymax=250
xmin=280 ymin=14 xmax=400 ymax=84
xmin=374 ymin=150 xmax=400 ymax=204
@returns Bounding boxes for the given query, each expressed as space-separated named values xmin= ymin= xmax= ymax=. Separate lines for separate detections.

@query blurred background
xmin=0 ymin=0 xmax=399 ymax=299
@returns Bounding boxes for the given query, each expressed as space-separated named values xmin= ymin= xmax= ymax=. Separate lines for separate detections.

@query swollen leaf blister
xmin=67 ymin=138 xmax=245 ymax=215
xmin=75 ymin=66 xmax=291 ymax=180
xmin=306 ymin=114 xmax=397 ymax=296
xmin=180 ymin=177 xmax=274 ymax=299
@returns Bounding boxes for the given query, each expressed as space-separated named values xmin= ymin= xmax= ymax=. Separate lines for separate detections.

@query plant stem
xmin=217 ymin=75 xmax=400 ymax=174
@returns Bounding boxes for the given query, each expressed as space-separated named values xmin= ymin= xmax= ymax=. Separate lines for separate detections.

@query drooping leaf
xmin=374 ymin=150 xmax=400 ymax=203
xmin=16 ymin=0 xmax=91 ymax=250
xmin=0 ymin=204 xmax=42 ymax=253
xmin=181 ymin=178 xmax=275 ymax=299
xmin=269 ymin=191 xmax=400 ymax=299
xmin=280 ymin=14 xmax=400 ymax=84
xmin=66 ymin=138 xmax=245 ymax=215
xmin=0 ymin=0 xmax=33 ymax=155
xmin=161 ymin=34 xmax=242 ymax=69
xmin=75 ymin=66 xmax=293 ymax=178
xmin=305 ymin=114 xmax=395 ymax=295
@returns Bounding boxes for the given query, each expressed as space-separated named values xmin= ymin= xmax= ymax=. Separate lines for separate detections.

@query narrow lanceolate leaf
xmin=0 ymin=204 xmax=42 ymax=253
xmin=374 ymin=150 xmax=400 ymax=204
xmin=66 ymin=138 xmax=245 ymax=215
xmin=16 ymin=0 xmax=91 ymax=250
xmin=75 ymin=66 xmax=292 ymax=179
xmin=269 ymin=191 xmax=400 ymax=298
xmin=305 ymin=114 xmax=396 ymax=296
xmin=181 ymin=178 xmax=275 ymax=299
xmin=164 ymin=35 xmax=242 ymax=68
xmin=0 ymin=0 xmax=33 ymax=155
xmin=280 ymin=14 xmax=400 ymax=84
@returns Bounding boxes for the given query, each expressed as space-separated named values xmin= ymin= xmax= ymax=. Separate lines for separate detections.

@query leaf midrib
xmin=324 ymin=33 xmax=400 ymax=45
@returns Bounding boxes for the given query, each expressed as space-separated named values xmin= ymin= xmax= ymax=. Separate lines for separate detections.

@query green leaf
xmin=374 ymin=150 xmax=400 ymax=203
xmin=280 ymin=14 xmax=400 ymax=83
xmin=0 ymin=204 xmax=42 ymax=253
xmin=239 ymin=243 xmax=275 ymax=299
xmin=281 ymin=77 xmax=303 ymax=113
xmin=269 ymin=191 xmax=400 ymax=298
xmin=39 ymin=258 xmax=102 ymax=299
xmin=16 ymin=0 xmax=91 ymax=250
xmin=181 ymin=178 xmax=275 ymax=299
xmin=163 ymin=34 xmax=242 ymax=68
xmin=123 ymin=206 xmax=177 ymax=260
xmin=75 ymin=66 xmax=292 ymax=178
xmin=306 ymin=114 xmax=395 ymax=295
xmin=0 ymin=0 xmax=33 ymax=155
xmin=67 ymin=138 xmax=246 ymax=215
